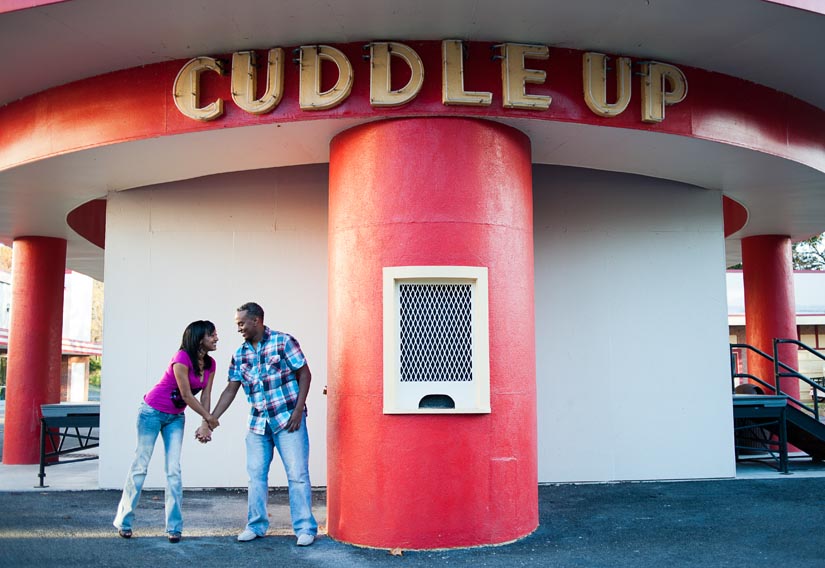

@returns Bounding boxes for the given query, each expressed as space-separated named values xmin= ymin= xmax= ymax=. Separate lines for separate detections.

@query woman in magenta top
xmin=113 ymin=320 xmax=220 ymax=543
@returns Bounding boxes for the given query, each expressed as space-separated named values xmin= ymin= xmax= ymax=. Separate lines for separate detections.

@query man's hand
xmin=205 ymin=415 xmax=220 ymax=430
xmin=285 ymin=409 xmax=302 ymax=432
xmin=195 ymin=424 xmax=213 ymax=443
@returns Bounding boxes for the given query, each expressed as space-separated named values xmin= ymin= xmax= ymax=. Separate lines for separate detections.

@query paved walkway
xmin=2 ymin=401 xmax=825 ymax=566
xmin=2 ymin=476 xmax=825 ymax=567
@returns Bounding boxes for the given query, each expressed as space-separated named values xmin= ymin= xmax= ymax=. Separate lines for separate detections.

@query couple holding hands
xmin=113 ymin=302 xmax=318 ymax=546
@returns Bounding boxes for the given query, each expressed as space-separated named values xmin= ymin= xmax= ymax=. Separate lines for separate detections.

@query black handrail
xmin=730 ymin=343 xmax=778 ymax=395
xmin=730 ymin=340 xmax=823 ymax=421
xmin=775 ymin=339 xmax=824 ymax=420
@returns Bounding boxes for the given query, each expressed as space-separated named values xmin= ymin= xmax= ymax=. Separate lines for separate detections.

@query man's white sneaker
xmin=237 ymin=528 xmax=259 ymax=542
xmin=296 ymin=534 xmax=315 ymax=546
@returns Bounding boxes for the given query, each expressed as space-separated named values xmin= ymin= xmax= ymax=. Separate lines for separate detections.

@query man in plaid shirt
xmin=201 ymin=302 xmax=318 ymax=546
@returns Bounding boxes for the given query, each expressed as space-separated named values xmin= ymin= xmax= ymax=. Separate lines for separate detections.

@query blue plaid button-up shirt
xmin=228 ymin=326 xmax=307 ymax=435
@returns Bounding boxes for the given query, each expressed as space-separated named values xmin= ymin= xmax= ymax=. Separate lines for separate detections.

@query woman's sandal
xmin=118 ymin=528 xmax=132 ymax=539
xmin=168 ymin=532 xmax=181 ymax=543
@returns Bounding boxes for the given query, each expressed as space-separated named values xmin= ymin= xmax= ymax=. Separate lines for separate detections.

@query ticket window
xmin=383 ymin=266 xmax=491 ymax=414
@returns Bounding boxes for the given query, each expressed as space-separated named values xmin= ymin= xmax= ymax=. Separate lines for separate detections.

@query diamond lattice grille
xmin=399 ymin=283 xmax=473 ymax=382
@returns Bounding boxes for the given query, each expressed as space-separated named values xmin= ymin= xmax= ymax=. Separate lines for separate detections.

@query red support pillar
xmin=3 ymin=236 xmax=66 ymax=464
xmin=327 ymin=118 xmax=537 ymax=549
xmin=741 ymin=235 xmax=799 ymax=398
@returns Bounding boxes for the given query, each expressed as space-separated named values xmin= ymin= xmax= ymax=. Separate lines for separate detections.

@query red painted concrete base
xmin=3 ymin=236 xmax=67 ymax=464
xmin=327 ymin=118 xmax=537 ymax=549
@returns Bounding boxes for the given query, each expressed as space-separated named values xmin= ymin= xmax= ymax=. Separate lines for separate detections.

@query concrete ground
xmin=2 ymin=401 xmax=825 ymax=566
xmin=2 ymin=473 xmax=825 ymax=567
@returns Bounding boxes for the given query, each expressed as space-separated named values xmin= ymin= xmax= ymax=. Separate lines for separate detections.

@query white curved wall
xmin=99 ymin=163 xmax=735 ymax=490
xmin=99 ymin=165 xmax=330 ymax=489
xmin=534 ymin=166 xmax=734 ymax=481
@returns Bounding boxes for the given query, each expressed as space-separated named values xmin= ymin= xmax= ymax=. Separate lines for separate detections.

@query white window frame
xmin=383 ymin=265 xmax=491 ymax=414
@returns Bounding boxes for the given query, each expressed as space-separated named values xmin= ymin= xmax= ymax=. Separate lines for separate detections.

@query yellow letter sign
xmin=369 ymin=42 xmax=425 ymax=108
xmin=583 ymin=52 xmax=632 ymax=117
xmin=298 ymin=45 xmax=354 ymax=111
xmin=442 ymin=40 xmax=492 ymax=106
xmin=172 ymin=57 xmax=226 ymax=121
xmin=501 ymin=43 xmax=551 ymax=110
xmin=231 ymin=49 xmax=285 ymax=115
xmin=640 ymin=61 xmax=687 ymax=123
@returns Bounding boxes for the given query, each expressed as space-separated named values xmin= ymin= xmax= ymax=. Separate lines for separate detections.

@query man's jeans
xmin=113 ymin=402 xmax=185 ymax=534
xmin=245 ymin=415 xmax=318 ymax=537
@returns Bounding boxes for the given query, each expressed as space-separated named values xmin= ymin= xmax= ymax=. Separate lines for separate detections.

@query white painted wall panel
xmin=533 ymin=166 xmax=735 ymax=482
xmin=100 ymin=165 xmax=329 ymax=490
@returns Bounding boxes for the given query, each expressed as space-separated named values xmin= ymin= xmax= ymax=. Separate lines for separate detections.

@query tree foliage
xmin=793 ymin=233 xmax=825 ymax=270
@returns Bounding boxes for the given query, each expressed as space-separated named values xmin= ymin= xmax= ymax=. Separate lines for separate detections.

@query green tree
xmin=793 ymin=233 xmax=825 ymax=270
xmin=89 ymin=356 xmax=102 ymax=388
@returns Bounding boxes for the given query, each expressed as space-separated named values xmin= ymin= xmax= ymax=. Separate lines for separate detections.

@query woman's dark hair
xmin=180 ymin=320 xmax=216 ymax=376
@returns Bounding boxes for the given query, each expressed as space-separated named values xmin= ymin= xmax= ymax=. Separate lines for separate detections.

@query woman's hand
xmin=205 ymin=415 xmax=220 ymax=430
xmin=195 ymin=424 xmax=213 ymax=443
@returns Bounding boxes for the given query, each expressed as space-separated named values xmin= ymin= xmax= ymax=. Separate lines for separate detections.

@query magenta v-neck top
xmin=143 ymin=350 xmax=215 ymax=414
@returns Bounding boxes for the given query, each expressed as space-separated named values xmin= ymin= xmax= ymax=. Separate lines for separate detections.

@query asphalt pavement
xmin=2 ymin=401 xmax=825 ymax=566
xmin=1 ymin=476 xmax=825 ymax=568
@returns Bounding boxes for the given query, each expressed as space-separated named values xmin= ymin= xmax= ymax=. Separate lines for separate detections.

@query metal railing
xmin=731 ymin=339 xmax=824 ymax=422
xmin=730 ymin=343 xmax=778 ymax=394
xmin=774 ymin=339 xmax=825 ymax=421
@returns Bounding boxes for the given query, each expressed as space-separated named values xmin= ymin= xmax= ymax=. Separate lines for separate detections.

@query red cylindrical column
xmin=741 ymin=235 xmax=799 ymax=398
xmin=3 ymin=236 xmax=66 ymax=464
xmin=327 ymin=118 xmax=537 ymax=549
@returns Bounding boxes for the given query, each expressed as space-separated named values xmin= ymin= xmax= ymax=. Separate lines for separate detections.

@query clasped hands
xmin=196 ymin=410 xmax=302 ymax=443
xmin=195 ymin=415 xmax=219 ymax=444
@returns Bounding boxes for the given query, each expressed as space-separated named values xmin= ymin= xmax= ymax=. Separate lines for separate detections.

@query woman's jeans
xmin=113 ymin=402 xmax=185 ymax=534
xmin=245 ymin=415 xmax=318 ymax=537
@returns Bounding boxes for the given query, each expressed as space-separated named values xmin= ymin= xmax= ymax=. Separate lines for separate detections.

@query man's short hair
xmin=237 ymin=302 xmax=264 ymax=321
